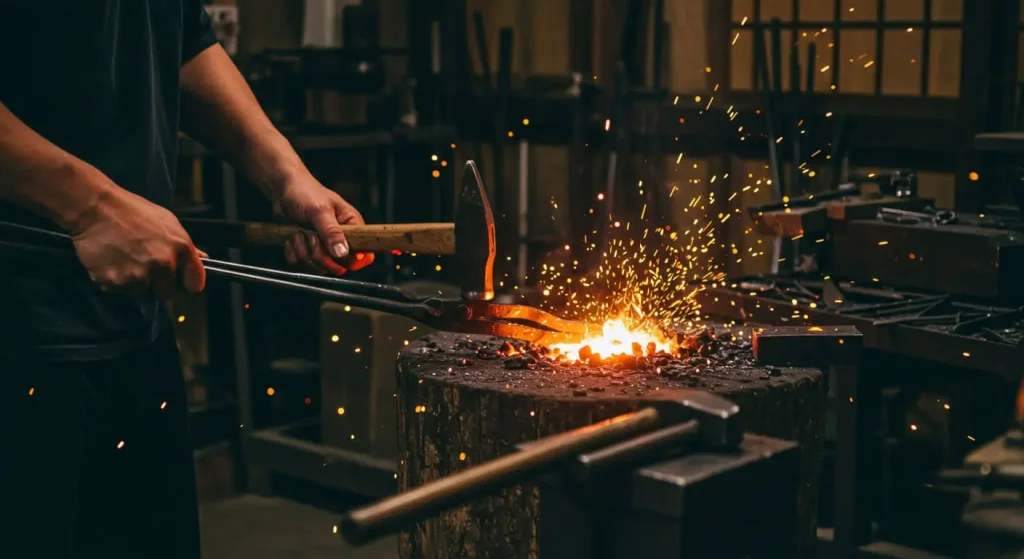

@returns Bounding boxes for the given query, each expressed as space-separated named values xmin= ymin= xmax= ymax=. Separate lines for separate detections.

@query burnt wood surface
xmin=395 ymin=330 xmax=827 ymax=559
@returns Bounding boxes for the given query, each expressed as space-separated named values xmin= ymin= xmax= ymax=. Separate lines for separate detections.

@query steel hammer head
xmin=650 ymin=389 xmax=744 ymax=448
xmin=456 ymin=161 xmax=496 ymax=301
xmin=564 ymin=390 xmax=744 ymax=483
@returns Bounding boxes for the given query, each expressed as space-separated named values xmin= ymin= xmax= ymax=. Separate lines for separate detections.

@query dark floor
xmin=201 ymin=495 xmax=397 ymax=559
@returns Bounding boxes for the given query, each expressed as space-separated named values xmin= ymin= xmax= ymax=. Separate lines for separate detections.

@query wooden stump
xmin=397 ymin=331 xmax=826 ymax=559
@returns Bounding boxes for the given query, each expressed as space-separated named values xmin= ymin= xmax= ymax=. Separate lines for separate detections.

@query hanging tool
xmin=754 ymin=21 xmax=785 ymax=273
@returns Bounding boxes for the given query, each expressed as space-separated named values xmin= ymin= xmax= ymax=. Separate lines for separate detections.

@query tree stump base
xmin=396 ymin=330 xmax=826 ymax=559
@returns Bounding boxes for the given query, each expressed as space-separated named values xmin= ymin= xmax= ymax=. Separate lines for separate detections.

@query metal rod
xmin=621 ymin=0 xmax=645 ymax=86
xmin=651 ymin=0 xmax=666 ymax=89
xmin=874 ymin=0 xmax=885 ymax=95
xmin=570 ymin=419 xmax=699 ymax=483
xmin=921 ymin=0 xmax=933 ymax=97
xmin=203 ymin=265 xmax=437 ymax=321
xmin=493 ymin=27 xmax=514 ymax=279
xmin=0 ymin=219 xmax=69 ymax=244
xmin=830 ymin=115 xmax=851 ymax=187
xmin=199 ymin=258 xmax=419 ymax=302
xmin=770 ymin=20 xmax=784 ymax=164
xmin=754 ymin=23 xmax=784 ymax=274
xmin=220 ymin=162 xmax=254 ymax=495
xmin=837 ymin=295 xmax=948 ymax=316
xmin=339 ymin=407 xmax=663 ymax=545
xmin=604 ymin=64 xmax=630 ymax=222
xmin=472 ymin=10 xmax=492 ymax=88
xmin=805 ymin=42 xmax=817 ymax=181
xmin=517 ymin=139 xmax=529 ymax=286
xmin=789 ymin=40 xmax=803 ymax=196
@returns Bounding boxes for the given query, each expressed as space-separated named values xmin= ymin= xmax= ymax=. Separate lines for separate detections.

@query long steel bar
xmin=340 ymin=408 xmax=663 ymax=545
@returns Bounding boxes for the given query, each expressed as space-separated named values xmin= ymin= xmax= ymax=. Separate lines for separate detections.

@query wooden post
xmin=396 ymin=331 xmax=827 ymax=559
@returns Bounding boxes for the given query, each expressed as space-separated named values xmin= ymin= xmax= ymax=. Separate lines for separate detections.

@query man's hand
xmin=177 ymin=45 xmax=372 ymax=276
xmin=271 ymin=173 xmax=374 ymax=276
xmin=71 ymin=189 xmax=206 ymax=300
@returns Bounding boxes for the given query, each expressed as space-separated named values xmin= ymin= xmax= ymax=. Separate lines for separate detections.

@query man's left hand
xmin=271 ymin=174 xmax=375 ymax=276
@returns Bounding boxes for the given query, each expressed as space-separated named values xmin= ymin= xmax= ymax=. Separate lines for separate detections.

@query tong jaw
xmin=429 ymin=300 xmax=598 ymax=346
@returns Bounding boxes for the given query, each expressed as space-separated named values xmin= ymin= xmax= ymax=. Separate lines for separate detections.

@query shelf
xmin=246 ymin=420 xmax=396 ymax=499
xmin=974 ymin=132 xmax=1024 ymax=154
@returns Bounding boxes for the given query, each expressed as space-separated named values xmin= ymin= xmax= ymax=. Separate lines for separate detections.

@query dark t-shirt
xmin=0 ymin=1 xmax=217 ymax=361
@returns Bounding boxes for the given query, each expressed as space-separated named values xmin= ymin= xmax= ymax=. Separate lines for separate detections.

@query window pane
xmin=730 ymin=30 xmax=755 ymax=90
xmin=838 ymin=30 xmax=877 ymax=94
xmin=800 ymin=0 xmax=833 ymax=21
xmin=882 ymin=29 xmax=923 ymax=95
xmin=932 ymin=0 xmax=963 ymax=21
xmin=841 ymin=0 xmax=877 ymax=21
xmin=732 ymin=0 xmax=754 ymax=23
xmin=928 ymin=30 xmax=961 ymax=97
xmin=761 ymin=0 xmax=793 ymax=21
xmin=886 ymin=0 xmax=924 ymax=20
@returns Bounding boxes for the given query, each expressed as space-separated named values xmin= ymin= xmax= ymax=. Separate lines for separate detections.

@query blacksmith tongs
xmin=0 ymin=223 xmax=595 ymax=347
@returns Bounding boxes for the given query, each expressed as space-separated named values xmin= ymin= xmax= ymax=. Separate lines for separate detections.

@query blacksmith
xmin=0 ymin=2 xmax=369 ymax=557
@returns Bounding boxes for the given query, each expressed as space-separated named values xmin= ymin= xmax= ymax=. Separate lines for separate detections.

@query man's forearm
xmin=0 ymin=101 xmax=119 ymax=232
xmin=179 ymin=45 xmax=307 ymax=200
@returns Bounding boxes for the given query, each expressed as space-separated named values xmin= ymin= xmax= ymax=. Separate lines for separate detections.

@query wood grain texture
xmin=396 ymin=331 xmax=827 ymax=559
xmin=184 ymin=219 xmax=456 ymax=255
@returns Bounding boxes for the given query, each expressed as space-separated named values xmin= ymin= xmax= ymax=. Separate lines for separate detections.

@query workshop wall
xmin=464 ymin=0 xmax=574 ymax=253
xmin=730 ymin=0 xmax=963 ymax=96
xmin=212 ymin=0 xmax=970 ymax=280
xmin=723 ymin=0 xmax=966 ymax=274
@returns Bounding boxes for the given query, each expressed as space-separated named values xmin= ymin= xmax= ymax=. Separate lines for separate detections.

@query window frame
xmin=726 ymin=0 xmax=960 ymax=98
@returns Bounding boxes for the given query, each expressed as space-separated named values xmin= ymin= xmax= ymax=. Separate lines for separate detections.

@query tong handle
xmin=180 ymin=219 xmax=456 ymax=255
xmin=201 ymin=259 xmax=422 ymax=302
xmin=0 ymin=219 xmax=441 ymax=322
xmin=201 ymin=264 xmax=440 ymax=321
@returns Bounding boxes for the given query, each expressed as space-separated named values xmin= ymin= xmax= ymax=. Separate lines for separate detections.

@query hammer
xmin=180 ymin=161 xmax=497 ymax=301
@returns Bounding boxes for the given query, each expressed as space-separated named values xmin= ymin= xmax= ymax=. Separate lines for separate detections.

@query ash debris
xmin=402 ymin=328 xmax=809 ymax=399
xmin=421 ymin=326 xmax=764 ymax=379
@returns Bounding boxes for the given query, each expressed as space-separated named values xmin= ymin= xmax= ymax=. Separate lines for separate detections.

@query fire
xmin=547 ymin=317 xmax=677 ymax=362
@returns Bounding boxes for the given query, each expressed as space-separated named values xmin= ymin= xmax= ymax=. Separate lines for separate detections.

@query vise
xmin=535 ymin=431 xmax=799 ymax=558
xmin=339 ymin=390 xmax=802 ymax=558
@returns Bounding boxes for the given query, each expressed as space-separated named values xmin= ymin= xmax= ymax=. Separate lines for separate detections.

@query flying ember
xmin=537 ymin=190 xmax=727 ymax=353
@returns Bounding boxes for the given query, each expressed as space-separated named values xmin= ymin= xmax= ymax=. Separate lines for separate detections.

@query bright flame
xmin=548 ymin=317 xmax=677 ymax=362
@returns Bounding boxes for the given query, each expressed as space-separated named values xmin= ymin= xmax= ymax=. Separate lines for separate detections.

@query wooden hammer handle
xmin=180 ymin=219 xmax=456 ymax=255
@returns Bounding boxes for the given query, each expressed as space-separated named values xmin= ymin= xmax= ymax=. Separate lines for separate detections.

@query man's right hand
xmin=70 ymin=189 xmax=206 ymax=300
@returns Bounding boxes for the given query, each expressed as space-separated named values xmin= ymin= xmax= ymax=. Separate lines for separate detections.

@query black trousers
xmin=0 ymin=326 xmax=201 ymax=558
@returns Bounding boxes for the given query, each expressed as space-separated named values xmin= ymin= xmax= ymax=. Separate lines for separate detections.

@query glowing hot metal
xmin=546 ymin=317 xmax=679 ymax=362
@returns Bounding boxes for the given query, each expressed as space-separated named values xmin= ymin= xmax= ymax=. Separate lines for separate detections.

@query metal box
xmin=537 ymin=434 xmax=801 ymax=559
